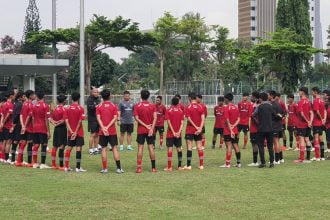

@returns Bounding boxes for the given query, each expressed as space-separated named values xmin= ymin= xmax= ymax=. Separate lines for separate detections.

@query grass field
xmin=1 ymin=118 xmax=330 ymax=219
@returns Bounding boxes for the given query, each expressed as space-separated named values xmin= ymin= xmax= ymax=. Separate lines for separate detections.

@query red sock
xmin=137 ymin=159 xmax=142 ymax=168
xmin=167 ymin=151 xmax=172 ymax=168
xmin=314 ymin=141 xmax=320 ymax=159
xmin=64 ymin=149 xmax=71 ymax=168
xmin=17 ymin=141 xmax=27 ymax=163
xmin=244 ymin=136 xmax=248 ymax=146
xmin=32 ymin=145 xmax=39 ymax=164
xmin=102 ymin=160 xmax=107 ymax=169
xmin=51 ymin=148 xmax=57 ymax=167
xmin=198 ymin=150 xmax=204 ymax=166
xmin=226 ymin=151 xmax=232 ymax=166
xmin=220 ymin=138 xmax=224 ymax=145
xmin=160 ymin=134 xmax=163 ymax=147
xmin=299 ymin=147 xmax=305 ymax=161
xmin=202 ymin=135 xmax=206 ymax=147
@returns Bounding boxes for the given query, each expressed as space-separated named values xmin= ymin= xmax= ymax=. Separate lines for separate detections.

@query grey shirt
xmin=118 ymin=100 xmax=134 ymax=124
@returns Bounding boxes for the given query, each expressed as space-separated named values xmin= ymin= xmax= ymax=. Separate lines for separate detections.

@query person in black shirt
xmin=253 ymin=92 xmax=275 ymax=168
xmin=87 ymin=87 xmax=100 ymax=155
xmin=11 ymin=91 xmax=24 ymax=163
xmin=268 ymin=91 xmax=285 ymax=164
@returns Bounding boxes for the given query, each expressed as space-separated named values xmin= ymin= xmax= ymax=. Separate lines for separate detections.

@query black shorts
xmin=224 ymin=134 xmax=239 ymax=144
xmin=12 ymin=124 xmax=22 ymax=142
xmin=273 ymin=130 xmax=283 ymax=138
xmin=313 ymin=126 xmax=324 ymax=136
xmin=53 ymin=125 xmax=67 ymax=147
xmin=68 ymin=136 xmax=84 ymax=147
xmin=288 ymin=126 xmax=295 ymax=133
xmin=88 ymin=121 xmax=99 ymax=134
xmin=213 ymin=128 xmax=224 ymax=135
xmin=238 ymin=124 xmax=249 ymax=133
xmin=137 ymin=134 xmax=155 ymax=145
xmin=166 ymin=137 xmax=182 ymax=148
xmin=20 ymin=131 xmax=33 ymax=142
xmin=326 ymin=128 xmax=330 ymax=142
xmin=3 ymin=128 xmax=13 ymax=140
xmin=185 ymin=134 xmax=202 ymax=141
xmin=250 ymin=133 xmax=258 ymax=144
xmin=120 ymin=124 xmax=134 ymax=134
xmin=0 ymin=131 xmax=4 ymax=142
xmin=33 ymin=133 xmax=48 ymax=145
xmin=155 ymin=126 xmax=165 ymax=134
xmin=296 ymin=128 xmax=311 ymax=138
xmin=99 ymin=135 xmax=118 ymax=147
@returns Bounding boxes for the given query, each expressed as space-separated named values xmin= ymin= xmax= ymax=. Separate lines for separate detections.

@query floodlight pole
xmin=52 ymin=0 xmax=57 ymax=105
xmin=79 ymin=0 xmax=85 ymax=106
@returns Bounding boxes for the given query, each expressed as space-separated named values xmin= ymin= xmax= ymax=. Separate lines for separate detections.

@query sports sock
xmin=279 ymin=151 xmax=283 ymax=160
xmin=314 ymin=141 xmax=320 ymax=159
xmin=58 ymin=149 xmax=64 ymax=167
xmin=151 ymin=160 xmax=156 ymax=169
xmin=244 ymin=136 xmax=248 ymax=147
xmin=32 ymin=145 xmax=39 ymax=164
xmin=283 ymin=139 xmax=287 ymax=147
xmin=235 ymin=152 xmax=241 ymax=164
xmin=253 ymin=152 xmax=258 ymax=164
xmin=198 ymin=149 xmax=204 ymax=166
xmin=167 ymin=151 xmax=173 ymax=168
xmin=275 ymin=152 xmax=279 ymax=162
xmin=220 ymin=138 xmax=224 ymax=145
xmin=137 ymin=159 xmax=142 ymax=168
xmin=178 ymin=151 xmax=182 ymax=167
xmin=299 ymin=147 xmax=305 ymax=161
xmin=27 ymin=143 xmax=33 ymax=164
xmin=115 ymin=160 xmax=121 ymax=169
xmin=160 ymin=134 xmax=163 ymax=147
xmin=5 ymin=153 xmax=9 ymax=161
xmin=17 ymin=141 xmax=27 ymax=164
xmin=212 ymin=140 xmax=216 ymax=147
xmin=202 ymin=136 xmax=206 ymax=147
xmin=187 ymin=150 xmax=192 ymax=166
xmin=64 ymin=149 xmax=71 ymax=168
xmin=11 ymin=143 xmax=18 ymax=162
xmin=41 ymin=145 xmax=47 ymax=164
xmin=76 ymin=151 xmax=81 ymax=169
xmin=51 ymin=148 xmax=57 ymax=166
xmin=225 ymin=151 xmax=232 ymax=166
xmin=102 ymin=159 xmax=107 ymax=169
xmin=306 ymin=145 xmax=312 ymax=160
xmin=320 ymin=142 xmax=325 ymax=158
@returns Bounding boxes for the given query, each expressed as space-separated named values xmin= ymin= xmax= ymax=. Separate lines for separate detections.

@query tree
xmin=325 ymin=25 xmax=330 ymax=64
xmin=28 ymin=15 xmax=155 ymax=92
xmin=0 ymin=35 xmax=21 ymax=53
xmin=237 ymin=49 xmax=260 ymax=91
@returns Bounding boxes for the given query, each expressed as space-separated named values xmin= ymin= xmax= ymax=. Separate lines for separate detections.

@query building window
xmin=311 ymin=17 xmax=314 ymax=21
xmin=251 ymin=37 xmax=256 ymax=41
xmin=251 ymin=27 xmax=256 ymax=31
xmin=251 ymin=6 xmax=255 ymax=11
xmin=251 ymin=16 xmax=256 ymax=21
xmin=311 ymin=7 xmax=314 ymax=11
xmin=311 ymin=27 xmax=314 ymax=31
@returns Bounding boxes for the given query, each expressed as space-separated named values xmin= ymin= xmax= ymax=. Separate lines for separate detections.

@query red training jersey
xmin=326 ymin=105 xmax=330 ymax=129
xmin=21 ymin=100 xmax=34 ymax=133
xmin=223 ymin=103 xmax=239 ymax=136
xmin=279 ymin=100 xmax=287 ymax=125
xmin=2 ymin=100 xmax=14 ymax=130
xmin=165 ymin=105 xmax=184 ymax=138
xmin=238 ymin=101 xmax=252 ymax=126
xmin=296 ymin=97 xmax=312 ymax=129
xmin=134 ymin=101 xmax=156 ymax=135
xmin=96 ymin=101 xmax=118 ymax=136
xmin=250 ymin=103 xmax=258 ymax=133
xmin=64 ymin=103 xmax=85 ymax=137
xmin=312 ymin=97 xmax=325 ymax=127
xmin=32 ymin=101 xmax=50 ymax=134
xmin=51 ymin=104 xmax=66 ymax=122
xmin=214 ymin=105 xmax=225 ymax=129
xmin=199 ymin=103 xmax=208 ymax=118
xmin=288 ymin=103 xmax=298 ymax=127
xmin=155 ymin=104 xmax=166 ymax=127
xmin=185 ymin=102 xmax=204 ymax=135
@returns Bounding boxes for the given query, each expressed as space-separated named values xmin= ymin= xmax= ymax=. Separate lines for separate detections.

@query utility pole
xmin=79 ymin=0 xmax=85 ymax=106
xmin=52 ymin=0 xmax=57 ymax=105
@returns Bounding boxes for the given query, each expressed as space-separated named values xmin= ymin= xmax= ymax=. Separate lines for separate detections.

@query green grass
xmin=1 ymin=119 xmax=330 ymax=219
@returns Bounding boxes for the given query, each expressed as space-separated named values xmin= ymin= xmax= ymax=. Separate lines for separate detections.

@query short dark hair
xmin=224 ymin=93 xmax=233 ymax=101
xmin=322 ymin=89 xmax=330 ymax=95
xmin=275 ymin=92 xmax=281 ymax=97
xmin=171 ymin=97 xmax=179 ymax=106
xmin=101 ymin=90 xmax=111 ymax=100
xmin=36 ymin=91 xmax=45 ymax=100
xmin=217 ymin=96 xmax=224 ymax=102
xmin=268 ymin=90 xmax=276 ymax=98
xmin=260 ymin=92 xmax=268 ymax=101
xmin=242 ymin=92 xmax=249 ymax=97
xmin=140 ymin=89 xmax=150 ymax=100
xmin=188 ymin=92 xmax=196 ymax=100
xmin=71 ymin=92 xmax=80 ymax=102
xmin=57 ymin=94 xmax=67 ymax=103
xmin=15 ymin=91 xmax=24 ymax=100
xmin=25 ymin=90 xmax=35 ymax=99
xmin=312 ymin=87 xmax=320 ymax=94
xmin=123 ymin=90 xmax=130 ymax=95
xmin=4 ymin=91 xmax=14 ymax=98
xmin=175 ymin=94 xmax=181 ymax=100
xmin=288 ymin=94 xmax=294 ymax=99
xmin=197 ymin=94 xmax=202 ymax=99
xmin=251 ymin=91 xmax=259 ymax=99
xmin=299 ymin=87 xmax=308 ymax=95
xmin=157 ymin=95 xmax=162 ymax=100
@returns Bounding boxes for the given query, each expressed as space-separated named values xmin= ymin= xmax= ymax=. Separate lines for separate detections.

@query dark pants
xmin=257 ymin=132 xmax=274 ymax=165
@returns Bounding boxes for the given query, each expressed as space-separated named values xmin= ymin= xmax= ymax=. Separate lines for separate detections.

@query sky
xmin=0 ymin=0 xmax=329 ymax=62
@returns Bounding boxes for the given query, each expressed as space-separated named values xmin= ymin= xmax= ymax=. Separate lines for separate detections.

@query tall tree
xmin=326 ymin=25 xmax=330 ymax=64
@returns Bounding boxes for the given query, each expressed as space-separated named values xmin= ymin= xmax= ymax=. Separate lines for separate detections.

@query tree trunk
xmin=85 ymin=51 xmax=92 ymax=95
xmin=160 ymin=55 xmax=164 ymax=96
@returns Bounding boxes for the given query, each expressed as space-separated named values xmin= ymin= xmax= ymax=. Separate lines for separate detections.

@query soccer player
xmin=184 ymin=92 xmax=205 ymax=170
xmin=287 ymin=94 xmax=299 ymax=150
xmin=326 ymin=97 xmax=330 ymax=159
xmin=248 ymin=91 xmax=259 ymax=167
xmin=87 ymin=87 xmax=100 ymax=155
xmin=11 ymin=91 xmax=24 ymax=164
xmin=97 ymin=90 xmax=124 ymax=174
xmin=31 ymin=91 xmax=51 ymax=169
xmin=175 ymin=94 xmax=185 ymax=113
xmin=237 ymin=92 xmax=252 ymax=149
xmin=64 ymin=92 xmax=86 ymax=172
xmin=196 ymin=94 xmax=208 ymax=149
xmin=275 ymin=92 xmax=288 ymax=149
xmin=118 ymin=91 xmax=134 ymax=151
xmin=0 ymin=96 xmax=6 ymax=163
xmin=220 ymin=93 xmax=241 ymax=168
xmin=155 ymin=96 xmax=166 ymax=150
xmin=134 ymin=89 xmax=157 ymax=173
xmin=254 ymin=92 xmax=275 ymax=168
xmin=0 ymin=91 xmax=15 ymax=164
xmin=311 ymin=87 xmax=326 ymax=161
xmin=49 ymin=94 xmax=67 ymax=169
xmin=164 ymin=97 xmax=185 ymax=171
xmin=212 ymin=96 xmax=225 ymax=149
xmin=295 ymin=87 xmax=313 ymax=163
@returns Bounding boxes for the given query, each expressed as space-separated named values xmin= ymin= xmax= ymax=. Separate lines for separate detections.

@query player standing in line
xmin=287 ymin=94 xmax=299 ymax=151
xmin=175 ymin=94 xmax=185 ymax=113
xmin=237 ymin=92 xmax=252 ymax=149
xmin=295 ymin=87 xmax=314 ymax=163
xmin=0 ymin=96 xmax=6 ymax=163
xmin=220 ymin=93 xmax=241 ymax=168
xmin=155 ymin=96 xmax=166 ymax=150
xmin=87 ymin=87 xmax=100 ymax=155
xmin=311 ymin=87 xmax=326 ymax=161
xmin=196 ymin=94 xmax=208 ymax=149
xmin=248 ymin=91 xmax=260 ymax=167
xmin=326 ymin=97 xmax=330 ymax=159
xmin=64 ymin=92 xmax=87 ymax=172
xmin=134 ymin=89 xmax=157 ymax=173
xmin=118 ymin=91 xmax=134 ymax=151
xmin=0 ymin=91 xmax=15 ymax=164
xmin=49 ymin=95 xmax=67 ymax=170
xmin=275 ymin=93 xmax=288 ymax=149
xmin=96 ymin=90 xmax=124 ymax=174
xmin=31 ymin=91 xmax=51 ymax=169
xmin=164 ymin=97 xmax=185 ymax=171
xmin=212 ymin=96 xmax=225 ymax=149
xmin=11 ymin=91 xmax=24 ymax=164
